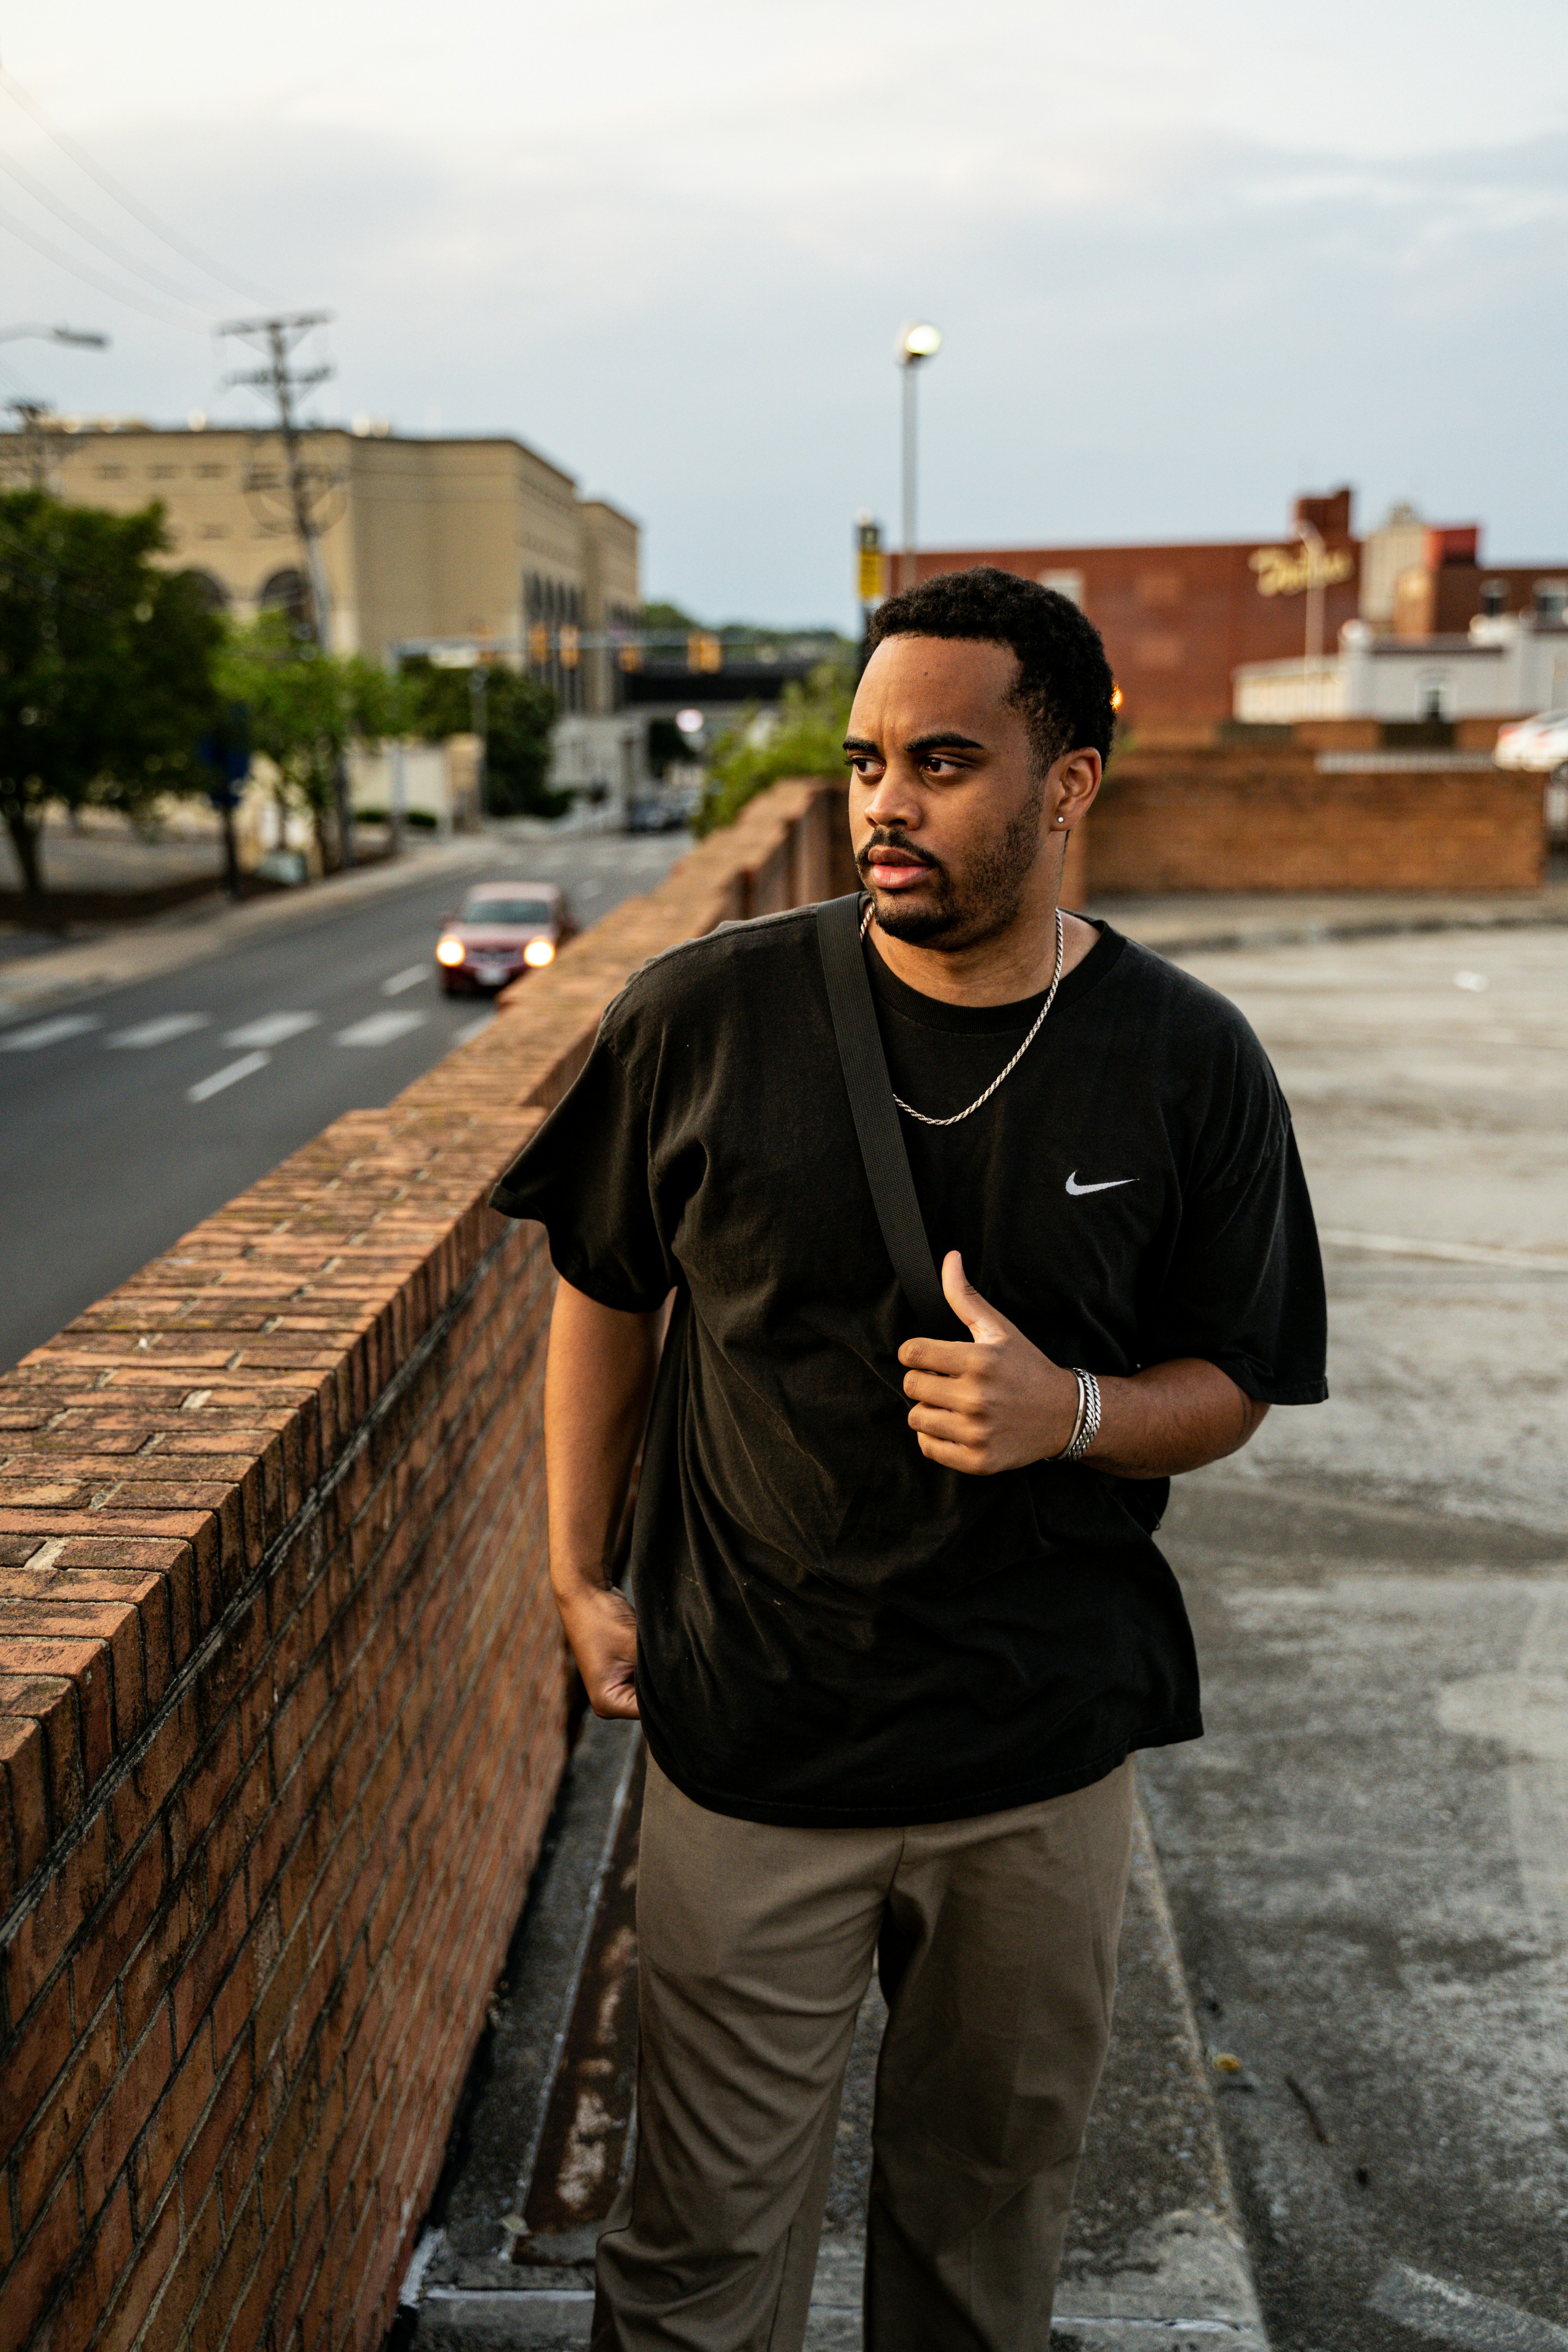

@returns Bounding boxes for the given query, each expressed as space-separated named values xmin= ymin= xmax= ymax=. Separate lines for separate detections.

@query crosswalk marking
xmin=0 ymin=1014 xmax=100 ymax=1051
xmin=381 ymin=965 xmax=429 ymax=996
xmin=334 ymin=1010 xmax=426 ymax=1048
xmin=188 ymin=1051 xmax=270 ymax=1103
xmin=106 ymin=1014 xmax=209 ymax=1050
xmin=224 ymin=1012 xmax=320 ymax=1049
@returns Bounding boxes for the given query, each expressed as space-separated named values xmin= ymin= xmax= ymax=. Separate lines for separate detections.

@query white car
xmin=1494 ymin=710 xmax=1568 ymax=772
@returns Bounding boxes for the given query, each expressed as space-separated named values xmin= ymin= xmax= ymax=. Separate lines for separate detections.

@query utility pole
xmin=4 ymin=399 xmax=53 ymax=491
xmin=223 ymin=311 xmax=356 ymax=867
xmin=0 ymin=329 xmax=109 ymax=492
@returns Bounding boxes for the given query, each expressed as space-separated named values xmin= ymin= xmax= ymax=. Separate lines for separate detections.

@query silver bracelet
xmin=1059 ymin=1369 xmax=1101 ymax=1463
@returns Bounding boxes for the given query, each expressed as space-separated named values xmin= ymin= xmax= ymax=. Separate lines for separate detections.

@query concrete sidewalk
xmin=396 ymin=1719 xmax=1269 ymax=2351
xmin=1086 ymin=880 xmax=1568 ymax=959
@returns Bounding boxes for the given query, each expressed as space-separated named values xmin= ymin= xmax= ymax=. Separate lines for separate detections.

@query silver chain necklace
xmin=861 ymin=900 xmax=1066 ymax=1128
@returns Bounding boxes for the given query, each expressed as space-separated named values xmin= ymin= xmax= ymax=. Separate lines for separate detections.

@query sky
xmin=2 ymin=0 xmax=1566 ymax=626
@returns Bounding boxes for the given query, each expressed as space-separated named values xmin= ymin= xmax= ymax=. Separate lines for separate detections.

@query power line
xmin=0 ymin=142 xmax=221 ymax=315
xmin=0 ymin=62 xmax=273 ymax=304
xmin=0 ymin=192 xmax=207 ymax=332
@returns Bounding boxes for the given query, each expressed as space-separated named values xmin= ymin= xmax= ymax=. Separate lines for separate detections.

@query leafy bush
xmin=693 ymin=659 xmax=853 ymax=837
xmin=402 ymin=659 xmax=567 ymax=818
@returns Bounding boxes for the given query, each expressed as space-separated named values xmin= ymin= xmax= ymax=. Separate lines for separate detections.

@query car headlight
xmin=436 ymin=937 xmax=466 ymax=967
xmin=523 ymin=938 xmax=555 ymax=968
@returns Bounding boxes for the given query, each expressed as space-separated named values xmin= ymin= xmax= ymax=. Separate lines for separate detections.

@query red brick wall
xmin=911 ymin=535 xmax=1361 ymax=732
xmin=0 ymin=781 xmax=849 ymax=2352
xmin=1074 ymin=751 xmax=1546 ymax=895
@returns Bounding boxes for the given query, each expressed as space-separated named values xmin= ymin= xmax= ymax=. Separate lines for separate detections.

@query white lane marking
xmin=454 ymin=1013 xmax=494 ymax=1046
xmin=0 ymin=1013 xmax=100 ymax=1051
xmin=105 ymin=1013 xmax=209 ymax=1049
xmin=1369 ymin=2261 xmax=1568 ymax=2351
xmin=1319 ymin=1227 xmax=1568 ymax=1273
xmin=225 ymin=1011 xmax=319 ymax=1048
xmin=334 ymin=1010 xmax=426 ymax=1048
xmin=187 ymin=1051 xmax=270 ymax=1102
xmin=381 ymin=965 xmax=429 ymax=996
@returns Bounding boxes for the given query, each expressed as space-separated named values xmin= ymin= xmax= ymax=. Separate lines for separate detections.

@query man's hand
xmin=899 ymin=1251 xmax=1078 ymax=1473
xmin=898 ymin=1250 xmax=1271 ymax=1480
xmin=557 ymin=1581 xmax=641 ymax=1719
xmin=544 ymin=1277 xmax=664 ymax=1720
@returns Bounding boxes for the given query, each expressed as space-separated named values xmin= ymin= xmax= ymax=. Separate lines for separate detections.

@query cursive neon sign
xmin=1249 ymin=543 xmax=1355 ymax=598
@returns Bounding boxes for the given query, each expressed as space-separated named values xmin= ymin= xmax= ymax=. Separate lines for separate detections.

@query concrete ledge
xmin=399 ymin=1759 xmax=1269 ymax=2352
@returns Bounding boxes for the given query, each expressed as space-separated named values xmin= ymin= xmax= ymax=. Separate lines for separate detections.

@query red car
xmin=434 ymin=880 xmax=578 ymax=995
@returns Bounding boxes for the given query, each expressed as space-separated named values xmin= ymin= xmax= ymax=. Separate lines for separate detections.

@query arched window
xmin=257 ymin=567 xmax=309 ymax=623
xmin=184 ymin=570 xmax=231 ymax=615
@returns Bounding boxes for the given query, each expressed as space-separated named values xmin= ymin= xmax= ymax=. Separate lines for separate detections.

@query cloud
xmin=1 ymin=1 xmax=1565 ymax=618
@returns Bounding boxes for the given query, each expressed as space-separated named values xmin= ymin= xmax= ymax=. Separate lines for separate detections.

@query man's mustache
xmin=856 ymin=831 xmax=943 ymax=875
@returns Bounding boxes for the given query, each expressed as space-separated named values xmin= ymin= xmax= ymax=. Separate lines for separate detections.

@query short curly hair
xmin=866 ymin=566 xmax=1116 ymax=770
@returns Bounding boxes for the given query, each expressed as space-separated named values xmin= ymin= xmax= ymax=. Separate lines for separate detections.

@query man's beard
xmin=859 ymin=775 xmax=1047 ymax=948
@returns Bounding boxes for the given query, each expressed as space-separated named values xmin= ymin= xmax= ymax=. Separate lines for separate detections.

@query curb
xmin=396 ymin=1728 xmax=1272 ymax=2350
xmin=1096 ymin=883 xmax=1568 ymax=960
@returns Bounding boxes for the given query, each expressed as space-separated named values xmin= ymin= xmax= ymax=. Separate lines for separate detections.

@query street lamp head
xmin=51 ymin=328 xmax=110 ymax=349
xmin=897 ymin=321 xmax=943 ymax=367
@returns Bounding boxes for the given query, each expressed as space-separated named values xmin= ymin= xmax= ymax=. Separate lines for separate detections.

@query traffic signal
xmin=856 ymin=518 xmax=886 ymax=604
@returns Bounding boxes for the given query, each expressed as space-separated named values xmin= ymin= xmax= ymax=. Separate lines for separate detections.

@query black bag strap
xmin=816 ymin=893 xmax=966 ymax=1341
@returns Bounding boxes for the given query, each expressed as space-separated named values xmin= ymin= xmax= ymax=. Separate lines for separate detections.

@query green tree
xmin=403 ymin=658 xmax=565 ymax=818
xmin=640 ymin=599 xmax=699 ymax=637
xmin=0 ymin=491 xmax=224 ymax=897
xmin=692 ymin=658 xmax=854 ymax=837
xmin=218 ymin=613 xmax=408 ymax=872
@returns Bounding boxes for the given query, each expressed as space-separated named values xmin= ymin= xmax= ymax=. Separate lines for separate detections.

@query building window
xmin=1037 ymin=569 xmax=1085 ymax=608
xmin=1533 ymin=581 xmax=1568 ymax=622
xmin=258 ymin=566 xmax=309 ymax=623
xmin=187 ymin=572 xmax=231 ymax=615
xmin=1479 ymin=579 xmax=1508 ymax=617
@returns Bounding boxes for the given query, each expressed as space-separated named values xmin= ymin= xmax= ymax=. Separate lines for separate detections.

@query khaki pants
xmin=592 ymin=1753 xmax=1134 ymax=2352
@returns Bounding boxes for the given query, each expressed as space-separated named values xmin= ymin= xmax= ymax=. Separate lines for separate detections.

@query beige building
xmin=25 ymin=419 xmax=640 ymax=717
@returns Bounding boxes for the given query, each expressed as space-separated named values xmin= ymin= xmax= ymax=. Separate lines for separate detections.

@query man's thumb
xmin=942 ymin=1250 xmax=1010 ymax=1341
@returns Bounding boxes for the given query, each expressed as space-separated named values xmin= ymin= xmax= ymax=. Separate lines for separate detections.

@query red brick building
xmin=913 ymin=490 xmax=1568 ymax=738
xmin=911 ymin=490 xmax=1363 ymax=735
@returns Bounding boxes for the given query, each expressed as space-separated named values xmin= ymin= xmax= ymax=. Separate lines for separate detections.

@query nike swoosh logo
xmin=1065 ymin=1171 xmax=1138 ymax=1196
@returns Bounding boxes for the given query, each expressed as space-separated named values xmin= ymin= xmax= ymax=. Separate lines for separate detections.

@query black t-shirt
xmin=490 ymin=906 xmax=1327 ymax=1828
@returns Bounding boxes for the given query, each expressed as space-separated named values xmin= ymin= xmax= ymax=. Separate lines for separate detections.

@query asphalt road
xmin=0 ymin=828 xmax=689 ymax=1374
xmin=1142 ymin=924 xmax=1568 ymax=2352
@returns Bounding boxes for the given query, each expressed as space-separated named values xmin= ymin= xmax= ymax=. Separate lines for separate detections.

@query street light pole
xmin=895 ymin=322 xmax=943 ymax=595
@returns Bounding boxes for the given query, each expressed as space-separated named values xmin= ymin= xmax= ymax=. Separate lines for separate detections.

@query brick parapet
xmin=1080 ymin=748 xmax=1545 ymax=894
xmin=0 ymin=777 xmax=848 ymax=2352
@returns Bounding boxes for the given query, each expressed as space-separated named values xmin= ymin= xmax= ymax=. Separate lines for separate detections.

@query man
xmin=492 ymin=567 xmax=1327 ymax=2350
